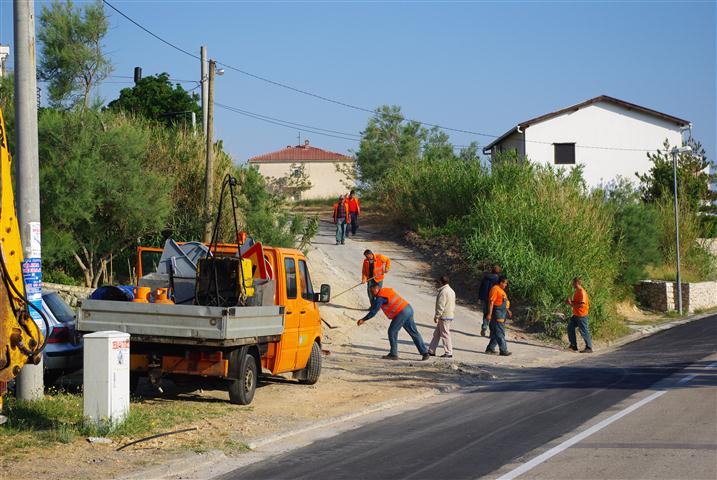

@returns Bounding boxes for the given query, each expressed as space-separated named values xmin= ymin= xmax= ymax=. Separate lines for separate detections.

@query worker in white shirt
xmin=428 ymin=275 xmax=456 ymax=358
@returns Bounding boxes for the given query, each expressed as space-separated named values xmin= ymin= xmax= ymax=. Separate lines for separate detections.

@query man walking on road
xmin=428 ymin=275 xmax=455 ymax=358
xmin=332 ymin=194 xmax=350 ymax=245
xmin=362 ymin=250 xmax=390 ymax=305
xmin=566 ymin=277 xmax=593 ymax=353
xmin=357 ymin=285 xmax=430 ymax=361
xmin=485 ymin=275 xmax=512 ymax=356
xmin=478 ymin=265 xmax=502 ymax=337
xmin=347 ymin=190 xmax=360 ymax=237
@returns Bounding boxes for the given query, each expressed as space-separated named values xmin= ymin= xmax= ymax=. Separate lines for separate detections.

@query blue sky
xmin=1 ymin=1 xmax=715 ymax=166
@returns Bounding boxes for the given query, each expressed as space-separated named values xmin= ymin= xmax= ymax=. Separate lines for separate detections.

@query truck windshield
xmin=43 ymin=292 xmax=75 ymax=324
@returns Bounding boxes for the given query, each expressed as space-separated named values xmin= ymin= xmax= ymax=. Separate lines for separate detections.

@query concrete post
xmin=13 ymin=0 xmax=44 ymax=401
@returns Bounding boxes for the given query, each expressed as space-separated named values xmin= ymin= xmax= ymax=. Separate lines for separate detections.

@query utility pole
xmin=200 ymin=46 xmax=208 ymax=137
xmin=14 ymin=0 xmax=44 ymax=401
xmin=203 ymin=59 xmax=216 ymax=243
xmin=671 ymin=145 xmax=692 ymax=315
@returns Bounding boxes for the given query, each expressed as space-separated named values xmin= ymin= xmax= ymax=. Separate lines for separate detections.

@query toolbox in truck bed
xmin=78 ymin=299 xmax=284 ymax=346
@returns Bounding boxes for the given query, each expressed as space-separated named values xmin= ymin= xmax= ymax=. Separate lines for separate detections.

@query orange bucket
xmin=132 ymin=286 xmax=151 ymax=303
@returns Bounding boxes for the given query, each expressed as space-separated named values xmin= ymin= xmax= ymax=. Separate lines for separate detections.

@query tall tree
xmin=38 ymin=0 xmax=112 ymax=110
xmin=356 ymin=105 xmax=425 ymax=184
xmin=107 ymin=73 xmax=201 ymax=128
xmin=637 ymin=139 xmax=716 ymax=213
xmin=39 ymin=110 xmax=172 ymax=287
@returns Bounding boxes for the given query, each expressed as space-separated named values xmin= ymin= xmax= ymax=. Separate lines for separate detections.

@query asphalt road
xmin=219 ymin=315 xmax=717 ymax=480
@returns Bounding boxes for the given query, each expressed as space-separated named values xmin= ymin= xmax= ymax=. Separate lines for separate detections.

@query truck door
xmin=296 ymin=258 xmax=319 ymax=368
xmin=276 ymin=254 xmax=300 ymax=373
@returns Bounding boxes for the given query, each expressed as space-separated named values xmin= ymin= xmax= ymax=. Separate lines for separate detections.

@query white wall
xmin=251 ymin=161 xmax=354 ymax=200
xmin=523 ymin=102 xmax=683 ymax=187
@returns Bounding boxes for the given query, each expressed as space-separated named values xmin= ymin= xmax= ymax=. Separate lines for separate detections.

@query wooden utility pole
xmin=203 ymin=59 xmax=216 ymax=243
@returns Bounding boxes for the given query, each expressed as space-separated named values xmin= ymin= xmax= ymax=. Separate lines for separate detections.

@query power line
xmin=102 ymin=0 xmax=672 ymax=154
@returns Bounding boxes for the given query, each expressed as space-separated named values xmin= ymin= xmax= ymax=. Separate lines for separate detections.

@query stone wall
xmin=697 ymin=238 xmax=717 ymax=258
xmin=635 ymin=280 xmax=717 ymax=313
xmin=42 ymin=282 xmax=94 ymax=308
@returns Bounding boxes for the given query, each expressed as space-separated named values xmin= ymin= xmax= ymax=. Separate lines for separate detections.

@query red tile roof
xmin=248 ymin=140 xmax=353 ymax=163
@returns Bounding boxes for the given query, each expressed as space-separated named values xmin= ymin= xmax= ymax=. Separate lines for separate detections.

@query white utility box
xmin=83 ymin=331 xmax=130 ymax=425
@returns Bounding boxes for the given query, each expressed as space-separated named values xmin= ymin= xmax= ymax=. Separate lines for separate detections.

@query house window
xmin=554 ymin=143 xmax=576 ymax=165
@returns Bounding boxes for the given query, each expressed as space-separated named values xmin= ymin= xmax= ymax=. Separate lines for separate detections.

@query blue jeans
xmin=367 ymin=279 xmax=383 ymax=304
xmin=387 ymin=305 xmax=428 ymax=356
xmin=568 ymin=315 xmax=593 ymax=349
xmin=487 ymin=319 xmax=508 ymax=354
xmin=335 ymin=219 xmax=347 ymax=243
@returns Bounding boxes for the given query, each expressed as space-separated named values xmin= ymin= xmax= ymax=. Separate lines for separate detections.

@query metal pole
xmin=672 ymin=149 xmax=683 ymax=315
xmin=200 ymin=46 xmax=208 ymax=137
xmin=191 ymin=111 xmax=196 ymax=136
xmin=13 ymin=0 xmax=44 ymax=401
xmin=203 ymin=60 xmax=216 ymax=243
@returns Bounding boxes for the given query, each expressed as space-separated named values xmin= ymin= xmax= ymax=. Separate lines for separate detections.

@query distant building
xmin=482 ymin=95 xmax=690 ymax=186
xmin=248 ymin=140 xmax=354 ymax=200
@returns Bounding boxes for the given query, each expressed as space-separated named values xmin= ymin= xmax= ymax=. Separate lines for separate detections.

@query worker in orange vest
xmin=485 ymin=275 xmax=512 ymax=356
xmin=566 ymin=276 xmax=593 ymax=353
xmin=362 ymin=249 xmax=391 ymax=306
xmin=332 ymin=194 xmax=350 ymax=245
xmin=357 ymin=285 xmax=430 ymax=361
xmin=347 ymin=189 xmax=361 ymax=237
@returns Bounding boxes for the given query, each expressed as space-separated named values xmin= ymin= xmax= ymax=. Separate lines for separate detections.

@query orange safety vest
xmin=377 ymin=287 xmax=409 ymax=319
xmin=333 ymin=199 xmax=350 ymax=222
xmin=362 ymin=254 xmax=390 ymax=283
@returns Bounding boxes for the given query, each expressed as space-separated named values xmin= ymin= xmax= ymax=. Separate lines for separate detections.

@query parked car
xmin=39 ymin=291 xmax=83 ymax=384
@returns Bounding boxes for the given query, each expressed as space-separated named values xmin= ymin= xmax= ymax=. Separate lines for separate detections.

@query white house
xmin=248 ymin=140 xmax=354 ymax=200
xmin=482 ymin=95 xmax=690 ymax=186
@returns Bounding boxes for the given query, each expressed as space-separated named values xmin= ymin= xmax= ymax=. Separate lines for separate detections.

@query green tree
xmin=637 ymin=139 xmax=716 ymax=213
xmin=107 ymin=73 xmax=201 ymax=129
xmin=38 ymin=0 xmax=112 ymax=110
xmin=601 ymin=178 xmax=662 ymax=286
xmin=356 ymin=105 xmax=425 ymax=184
xmin=39 ymin=110 xmax=172 ymax=287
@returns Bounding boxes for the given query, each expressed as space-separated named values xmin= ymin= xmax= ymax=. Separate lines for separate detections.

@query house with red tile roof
xmin=248 ymin=140 xmax=355 ymax=200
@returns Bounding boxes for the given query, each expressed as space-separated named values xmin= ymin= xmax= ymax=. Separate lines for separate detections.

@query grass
xmin=0 ymin=387 xmax=241 ymax=457
xmin=644 ymin=264 xmax=713 ymax=283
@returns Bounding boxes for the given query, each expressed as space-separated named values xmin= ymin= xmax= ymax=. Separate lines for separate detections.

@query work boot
xmin=427 ymin=351 xmax=436 ymax=356
xmin=499 ymin=351 xmax=512 ymax=357
xmin=441 ymin=354 xmax=453 ymax=358
xmin=581 ymin=347 xmax=593 ymax=353
xmin=480 ymin=328 xmax=487 ymax=337
xmin=485 ymin=348 xmax=497 ymax=355
xmin=421 ymin=353 xmax=431 ymax=361
xmin=568 ymin=345 xmax=578 ymax=352
xmin=382 ymin=354 xmax=399 ymax=360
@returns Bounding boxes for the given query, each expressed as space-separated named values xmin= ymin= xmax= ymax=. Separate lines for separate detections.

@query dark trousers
xmin=481 ymin=301 xmax=490 ymax=330
xmin=387 ymin=305 xmax=428 ymax=356
xmin=568 ymin=315 xmax=593 ymax=349
xmin=487 ymin=319 xmax=508 ymax=353
xmin=348 ymin=212 xmax=359 ymax=235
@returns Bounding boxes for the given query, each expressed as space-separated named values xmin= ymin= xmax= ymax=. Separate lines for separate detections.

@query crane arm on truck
xmin=0 ymin=106 xmax=46 ymax=409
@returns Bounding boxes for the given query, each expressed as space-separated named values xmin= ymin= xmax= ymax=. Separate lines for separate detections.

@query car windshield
xmin=43 ymin=292 xmax=75 ymax=324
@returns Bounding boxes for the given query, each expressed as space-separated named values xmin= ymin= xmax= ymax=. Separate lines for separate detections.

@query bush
xmin=373 ymin=155 xmax=622 ymax=339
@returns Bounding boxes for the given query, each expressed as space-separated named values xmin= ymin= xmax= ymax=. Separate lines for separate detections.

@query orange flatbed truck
xmin=77 ymin=246 xmax=330 ymax=405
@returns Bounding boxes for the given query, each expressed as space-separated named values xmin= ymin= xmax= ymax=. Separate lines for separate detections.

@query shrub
xmin=374 ymin=155 xmax=621 ymax=339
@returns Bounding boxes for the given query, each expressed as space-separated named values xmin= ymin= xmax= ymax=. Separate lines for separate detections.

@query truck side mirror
xmin=318 ymin=284 xmax=331 ymax=303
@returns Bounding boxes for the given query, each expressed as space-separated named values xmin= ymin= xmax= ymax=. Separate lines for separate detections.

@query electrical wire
xmin=102 ymin=0 xmax=676 ymax=154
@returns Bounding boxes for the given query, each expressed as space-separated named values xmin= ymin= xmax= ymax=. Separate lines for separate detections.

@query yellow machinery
xmin=0 ymin=106 xmax=44 ymax=409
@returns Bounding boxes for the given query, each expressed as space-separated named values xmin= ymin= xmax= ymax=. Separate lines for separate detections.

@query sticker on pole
xmin=21 ymin=258 xmax=42 ymax=324
xmin=28 ymin=222 xmax=41 ymax=258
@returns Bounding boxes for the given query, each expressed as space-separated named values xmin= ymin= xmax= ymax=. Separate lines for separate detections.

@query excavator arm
xmin=0 ymin=106 xmax=44 ymax=403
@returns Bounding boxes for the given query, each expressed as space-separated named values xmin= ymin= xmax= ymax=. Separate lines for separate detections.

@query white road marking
xmin=496 ymin=360 xmax=717 ymax=480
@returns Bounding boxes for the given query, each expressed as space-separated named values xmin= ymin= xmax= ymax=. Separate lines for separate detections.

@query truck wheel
xmin=299 ymin=342 xmax=322 ymax=385
xmin=228 ymin=347 xmax=257 ymax=405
